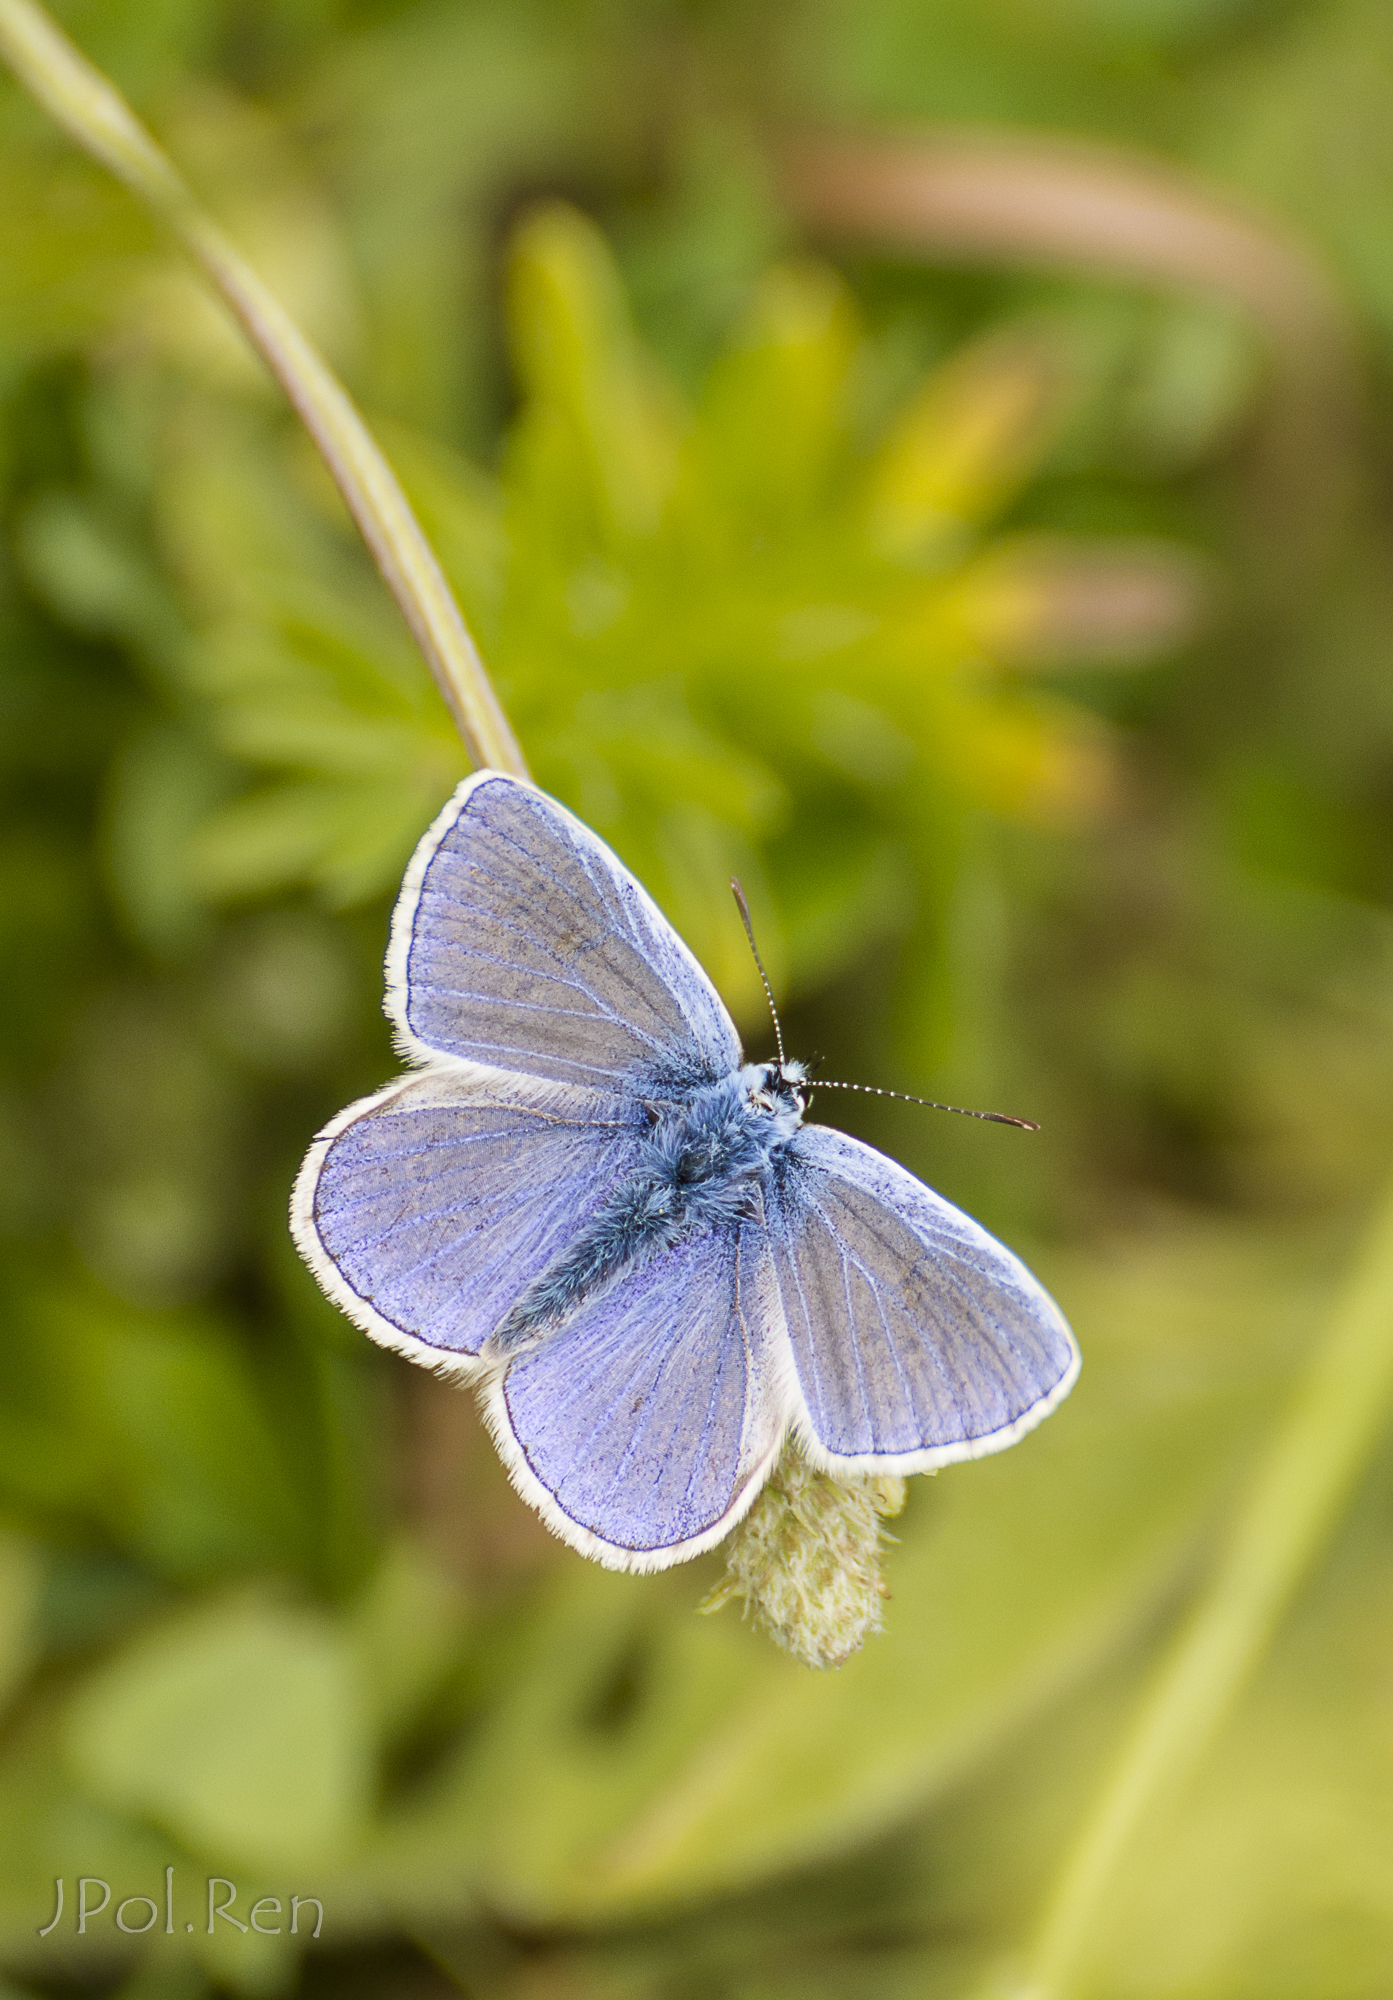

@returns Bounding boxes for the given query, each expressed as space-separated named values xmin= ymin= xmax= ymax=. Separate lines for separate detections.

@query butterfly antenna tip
xmin=730 ymin=878 xmax=787 ymax=1065
xmin=814 ymin=1080 xmax=1039 ymax=1132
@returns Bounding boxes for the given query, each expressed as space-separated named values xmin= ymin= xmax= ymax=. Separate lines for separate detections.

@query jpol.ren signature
xmin=39 ymin=1869 xmax=323 ymax=1939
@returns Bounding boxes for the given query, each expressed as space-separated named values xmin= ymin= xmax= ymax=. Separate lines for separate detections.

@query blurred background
xmin=4 ymin=0 xmax=1393 ymax=1994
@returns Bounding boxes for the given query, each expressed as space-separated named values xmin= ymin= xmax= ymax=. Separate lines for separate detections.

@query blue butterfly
xmin=291 ymin=773 xmax=1078 ymax=1571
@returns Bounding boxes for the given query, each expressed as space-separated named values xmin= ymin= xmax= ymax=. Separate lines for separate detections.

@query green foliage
xmin=5 ymin=2 xmax=1393 ymax=1998
xmin=0 ymin=1278 xmax=303 ymax=1579
xmin=69 ymin=1594 xmax=372 ymax=1874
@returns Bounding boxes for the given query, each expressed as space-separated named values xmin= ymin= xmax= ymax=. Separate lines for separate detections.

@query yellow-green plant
xmin=6 ymin=4 xmax=1393 ymax=1999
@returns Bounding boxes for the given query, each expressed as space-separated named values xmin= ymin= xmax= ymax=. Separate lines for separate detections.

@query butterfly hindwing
xmin=483 ymin=1214 xmax=787 ymax=1570
xmin=292 ymin=1067 xmax=648 ymax=1372
xmin=388 ymin=772 xmax=742 ymax=1093
xmin=767 ymin=1125 xmax=1079 ymax=1471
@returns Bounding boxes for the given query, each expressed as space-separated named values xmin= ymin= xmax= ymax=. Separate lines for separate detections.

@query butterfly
xmin=291 ymin=772 xmax=1079 ymax=1572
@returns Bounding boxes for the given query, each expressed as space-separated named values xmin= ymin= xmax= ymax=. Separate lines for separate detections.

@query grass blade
xmin=1005 ymin=1176 xmax=1393 ymax=1999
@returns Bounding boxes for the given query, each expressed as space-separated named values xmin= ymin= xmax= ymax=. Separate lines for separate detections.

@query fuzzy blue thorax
xmin=489 ymin=1061 xmax=808 ymax=1352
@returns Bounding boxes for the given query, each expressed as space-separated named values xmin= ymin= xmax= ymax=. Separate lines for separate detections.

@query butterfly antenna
xmin=814 ymin=1079 xmax=1039 ymax=1132
xmin=730 ymin=878 xmax=787 ymax=1065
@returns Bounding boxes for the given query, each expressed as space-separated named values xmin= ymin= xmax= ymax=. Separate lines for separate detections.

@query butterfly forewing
xmin=769 ymin=1126 xmax=1078 ymax=1471
xmin=389 ymin=774 xmax=742 ymax=1092
xmin=485 ymin=1217 xmax=786 ymax=1569
xmin=293 ymin=1068 xmax=647 ymax=1370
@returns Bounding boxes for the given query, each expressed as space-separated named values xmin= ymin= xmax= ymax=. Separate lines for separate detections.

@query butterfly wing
xmin=292 ymin=1067 xmax=647 ymax=1374
xmin=482 ymin=1215 xmax=787 ymax=1570
xmin=767 ymin=1125 xmax=1078 ymax=1472
xmin=388 ymin=771 xmax=742 ymax=1094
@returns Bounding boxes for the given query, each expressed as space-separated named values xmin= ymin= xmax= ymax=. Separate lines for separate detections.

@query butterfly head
xmin=741 ymin=1058 xmax=808 ymax=1140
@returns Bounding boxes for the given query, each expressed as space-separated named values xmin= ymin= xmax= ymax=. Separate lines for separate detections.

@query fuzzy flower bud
xmin=700 ymin=1448 xmax=909 ymax=1669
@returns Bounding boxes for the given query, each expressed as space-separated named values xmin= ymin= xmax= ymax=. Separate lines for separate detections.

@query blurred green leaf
xmin=0 ymin=1702 xmax=175 ymax=1967
xmin=692 ymin=259 xmax=858 ymax=535
xmin=0 ymin=1534 xmax=41 ymax=1720
xmin=350 ymin=1539 xmax=470 ymax=1745
xmin=863 ymin=331 xmax=1064 ymax=560
xmin=509 ymin=203 xmax=682 ymax=546
xmin=1083 ymin=1472 xmax=1393 ymax=2000
xmin=101 ymin=722 xmax=232 ymax=958
xmin=0 ymin=145 xmax=155 ymax=350
xmin=17 ymin=490 xmax=177 ymax=655
xmin=67 ymin=1593 xmax=371 ymax=1875
xmin=0 ymin=1278 xmax=304 ymax=1582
